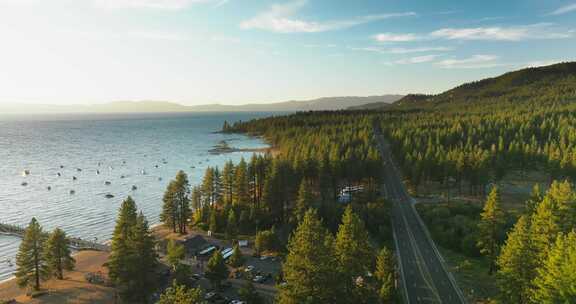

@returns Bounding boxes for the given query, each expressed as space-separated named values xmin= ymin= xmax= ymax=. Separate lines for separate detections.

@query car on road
xmin=229 ymin=300 xmax=245 ymax=304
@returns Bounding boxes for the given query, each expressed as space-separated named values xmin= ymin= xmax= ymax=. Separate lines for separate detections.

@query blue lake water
xmin=0 ymin=112 xmax=272 ymax=281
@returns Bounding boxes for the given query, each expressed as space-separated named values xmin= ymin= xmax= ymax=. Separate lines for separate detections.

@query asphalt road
xmin=374 ymin=128 xmax=466 ymax=304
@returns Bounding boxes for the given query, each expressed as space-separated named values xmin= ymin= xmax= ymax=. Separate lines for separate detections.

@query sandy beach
xmin=0 ymin=250 xmax=114 ymax=304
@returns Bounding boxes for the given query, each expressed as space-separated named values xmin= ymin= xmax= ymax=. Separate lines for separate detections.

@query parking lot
xmin=183 ymin=239 xmax=282 ymax=303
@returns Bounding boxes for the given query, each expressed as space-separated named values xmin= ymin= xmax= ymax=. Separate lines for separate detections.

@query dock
xmin=0 ymin=222 xmax=110 ymax=252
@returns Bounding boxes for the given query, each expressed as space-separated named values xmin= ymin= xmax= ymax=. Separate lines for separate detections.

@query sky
xmin=0 ymin=0 xmax=575 ymax=105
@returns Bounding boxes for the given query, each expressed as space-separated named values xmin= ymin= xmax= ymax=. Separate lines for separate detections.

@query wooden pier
xmin=0 ymin=222 xmax=110 ymax=252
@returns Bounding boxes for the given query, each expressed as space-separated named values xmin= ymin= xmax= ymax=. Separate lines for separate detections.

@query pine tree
xmin=477 ymin=186 xmax=505 ymax=274
xmin=222 ymin=160 xmax=235 ymax=205
xmin=209 ymin=208 xmax=219 ymax=233
xmin=234 ymin=158 xmax=250 ymax=206
xmin=205 ymin=250 xmax=229 ymax=290
xmin=294 ymin=179 xmax=315 ymax=224
xmin=129 ymin=212 xmax=158 ymax=302
xmin=108 ymin=197 xmax=138 ymax=286
xmin=334 ymin=206 xmax=374 ymax=300
xmin=202 ymin=168 xmax=217 ymax=206
xmin=530 ymin=195 xmax=562 ymax=264
xmin=228 ymin=245 xmax=244 ymax=268
xmin=44 ymin=228 xmax=75 ymax=280
xmin=173 ymin=263 xmax=195 ymax=288
xmin=158 ymin=280 xmax=204 ymax=304
xmin=226 ymin=209 xmax=238 ymax=240
xmin=191 ymin=186 xmax=202 ymax=211
xmin=375 ymin=247 xmax=395 ymax=304
xmin=161 ymin=181 xmax=178 ymax=233
xmin=15 ymin=217 xmax=49 ymax=291
xmin=167 ymin=239 xmax=185 ymax=269
xmin=525 ymin=184 xmax=543 ymax=215
xmin=108 ymin=197 xmax=158 ymax=302
xmin=174 ymin=170 xmax=191 ymax=234
xmin=278 ymin=209 xmax=339 ymax=304
xmin=545 ymin=180 xmax=576 ymax=232
xmin=496 ymin=215 xmax=536 ymax=304
xmin=531 ymin=231 xmax=576 ymax=303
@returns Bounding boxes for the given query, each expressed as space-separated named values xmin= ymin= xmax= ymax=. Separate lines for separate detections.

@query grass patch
xmin=438 ymin=247 xmax=498 ymax=304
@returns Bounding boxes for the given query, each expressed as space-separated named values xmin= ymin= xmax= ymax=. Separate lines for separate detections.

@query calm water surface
xmin=0 ymin=112 xmax=272 ymax=281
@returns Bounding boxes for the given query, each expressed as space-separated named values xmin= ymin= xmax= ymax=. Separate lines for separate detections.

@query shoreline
xmin=0 ymin=250 xmax=113 ymax=303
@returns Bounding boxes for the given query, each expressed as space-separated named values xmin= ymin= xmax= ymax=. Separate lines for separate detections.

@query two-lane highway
xmin=374 ymin=127 xmax=466 ymax=304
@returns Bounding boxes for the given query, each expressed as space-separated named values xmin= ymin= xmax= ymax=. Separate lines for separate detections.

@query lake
xmin=0 ymin=112 xmax=273 ymax=281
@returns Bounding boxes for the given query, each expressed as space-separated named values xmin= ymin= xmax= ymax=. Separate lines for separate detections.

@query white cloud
xmin=549 ymin=3 xmax=576 ymax=15
xmin=430 ymin=24 xmax=572 ymax=41
xmin=435 ymin=55 xmax=505 ymax=69
xmin=349 ymin=46 xmax=451 ymax=55
xmin=431 ymin=27 xmax=525 ymax=41
xmin=93 ymin=0 xmax=219 ymax=10
xmin=394 ymin=54 xmax=440 ymax=64
xmin=374 ymin=24 xmax=572 ymax=43
xmin=374 ymin=33 xmax=420 ymax=42
xmin=387 ymin=46 xmax=452 ymax=54
xmin=240 ymin=0 xmax=415 ymax=33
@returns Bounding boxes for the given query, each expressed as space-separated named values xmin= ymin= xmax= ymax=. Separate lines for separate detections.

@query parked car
xmin=205 ymin=292 xmax=217 ymax=300
xmin=253 ymin=275 xmax=265 ymax=283
xmin=244 ymin=265 xmax=255 ymax=272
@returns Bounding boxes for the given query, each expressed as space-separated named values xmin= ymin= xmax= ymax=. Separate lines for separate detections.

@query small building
xmin=177 ymin=235 xmax=211 ymax=259
xmin=338 ymin=186 xmax=364 ymax=203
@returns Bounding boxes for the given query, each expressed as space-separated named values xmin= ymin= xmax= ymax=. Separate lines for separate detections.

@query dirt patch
xmin=0 ymin=251 xmax=114 ymax=304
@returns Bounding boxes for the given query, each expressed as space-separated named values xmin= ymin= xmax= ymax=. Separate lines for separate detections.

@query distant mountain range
xmin=0 ymin=95 xmax=403 ymax=114
xmin=350 ymin=61 xmax=576 ymax=110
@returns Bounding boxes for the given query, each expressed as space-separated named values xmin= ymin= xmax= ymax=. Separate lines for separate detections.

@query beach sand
xmin=0 ymin=250 xmax=115 ymax=304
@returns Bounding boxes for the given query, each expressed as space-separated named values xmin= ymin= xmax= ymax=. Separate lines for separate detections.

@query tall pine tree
xmin=44 ymin=228 xmax=75 ymax=280
xmin=496 ymin=215 xmax=536 ymax=304
xmin=334 ymin=206 xmax=374 ymax=301
xmin=531 ymin=231 xmax=576 ymax=303
xmin=278 ymin=209 xmax=339 ymax=304
xmin=15 ymin=217 xmax=49 ymax=291
xmin=477 ymin=186 xmax=505 ymax=274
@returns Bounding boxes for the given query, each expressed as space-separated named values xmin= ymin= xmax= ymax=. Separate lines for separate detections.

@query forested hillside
xmin=353 ymin=61 xmax=576 ymax=110
xmin=219 ymin=62 xmax=576 ymax=303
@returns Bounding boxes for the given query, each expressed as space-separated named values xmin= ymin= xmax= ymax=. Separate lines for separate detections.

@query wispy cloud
xmin=435 ymin=55 xmax=505 ymax=69
xmin=240 ymin=0 xmax=415 ymax=33
xmin=374 ymin=33 xmax=420 ymax=42
xmin=374 ymin=23 xmax=572 ymax=43
xmin=93 ymin=0 xmax=221 ymax=10
xmin=548 ymin=3 xmax=576 ymax=15
xmin=393 ymin=54 xmax=440 ymax=65
xmin=350 ymin=46 xmax=451 ymax=55
xmin=430 ymin=24 xmax=571 ymax=41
